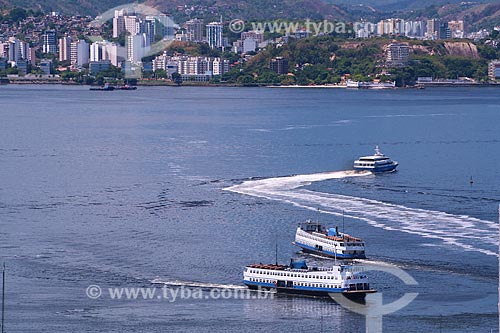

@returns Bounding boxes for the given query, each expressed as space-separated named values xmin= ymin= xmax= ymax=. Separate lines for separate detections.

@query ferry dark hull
xmin=89 ymin=87 xmax=115 ymax=91
xmin=353 ymin=163 xmax=398 ymax=173
xmin=245 ymin=283 xmax=374 ymax=301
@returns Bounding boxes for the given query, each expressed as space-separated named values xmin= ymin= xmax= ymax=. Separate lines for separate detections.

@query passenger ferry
xmin=346 ymin=80 xmax=396 ymax=89
xmin=353 ymin=146 xmax=398 ymax=173
xmin=294 ymin=220 xmax=366 ymax=259
xmin=243 ymin=259 xmax=375 ymax=299
xmin=89 ymin=83 xmax=115 ymax=91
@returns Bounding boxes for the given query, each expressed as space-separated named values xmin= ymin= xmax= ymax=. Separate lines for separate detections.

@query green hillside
xmin=0 ymin=0 xmax=134 ymax=16
xmin=0 ymin=0 xmax=349 ymax=20
xmin=1 ymin=0 xmax=498 ymax=29
xmin=323 ymin=0 xmax=497 ymax=11
xmin=219 ymin=36 xmax=500 ymax=86
xmin=147 ymin=0 xmax=349 ymax=20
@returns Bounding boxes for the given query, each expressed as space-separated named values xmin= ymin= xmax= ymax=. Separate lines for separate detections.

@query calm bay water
xmin=0 ymin=84 xmax=499 ymax=332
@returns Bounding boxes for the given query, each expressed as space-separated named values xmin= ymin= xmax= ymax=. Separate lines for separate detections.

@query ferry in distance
xmin=243 ymin=259 xmax=375 ymax=300
xmin=118 ymin=84 xmax=137 ymax=90
xmin=346 ymin=79 xmax=396 ymax=89
xmin=294 ymin=220 xmax=366 ymax=259
xmin=89 ymin=84 xmax=137 ymax=91
xmin=89 ymin=83 xmax=115 ymax=91
xmin=353 ymin=146 xmax=398 ymax=173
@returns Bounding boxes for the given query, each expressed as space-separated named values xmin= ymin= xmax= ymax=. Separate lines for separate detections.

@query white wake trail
xmin=151 ymin=278 xmax=246 ymax=290
xmin=225 ymin=171 xmax=498 ymax=257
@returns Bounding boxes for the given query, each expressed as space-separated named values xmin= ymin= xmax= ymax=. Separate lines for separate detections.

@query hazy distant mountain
xmin=0 ymin=0 xmax=131 ymax=16
xmin=1 ymin=0 xmax=498 ymax=29
xmin=0 ymin=0 xmax=349 ymax=20
xmin=145 ymin=0 xmax=349 ymax=20
xmin=436 ymin=2 xmax=500 ymax=29
xmin=323 ymin=0 xmax=498 ymax=11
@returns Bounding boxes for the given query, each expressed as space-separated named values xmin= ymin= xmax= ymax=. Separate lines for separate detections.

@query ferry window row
xmin=306 ymin=234 xmax=345 ymax=247
xmin=304 ymin=237 xmax=363 ymax=248
xmin=249 ymin=278 xmax=272 ymax=284
xmin=296 ymin=282 xmax=340 ymax=289
xmin=248 ymin=270 xmax=339 ymax=280
xmin=248 ymin=278 xmax=340 ymax=289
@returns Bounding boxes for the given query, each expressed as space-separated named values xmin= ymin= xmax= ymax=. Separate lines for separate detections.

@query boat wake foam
xmin=224 ymin=171 xmax=498 ymax=257
xmin=151 ymin=278 xmax=246 ymax=290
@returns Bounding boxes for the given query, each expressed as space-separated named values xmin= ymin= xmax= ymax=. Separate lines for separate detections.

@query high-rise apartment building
xmin=206 ymin=22 xmax=223 ymax=48
xmin=426 ymin=19 xmax=439 ymax=39
xmin=127 ymin=34 xmax=150 ymax=63
xmin=90 ymin=40 xmax=124 ymax=66
xmin=113 ymin=16 xmax=126 ymax=38
xmin=58 ymin=36 xmax=72 ymax=62
xmin=186 ymin=19 xmax=204 ymax=42
xmin=124 ymin=16 xmax=142 ymax=36
xmin=70 ymin=40 xmax=90 ymax=68
xmin=270 ymin=57 xmax=289 ymax=75
xmin=157 ymin=14 xmax=175 ymax=39
xmin=42 ymin=30 xmax=57 ymax=54
xmin=448 ymin=20 xmax=465 ymax=39
xmin=386 ymin=42 xmax=410 ymax=66
xmin=488 ymin=60 xmax=500 ymax=81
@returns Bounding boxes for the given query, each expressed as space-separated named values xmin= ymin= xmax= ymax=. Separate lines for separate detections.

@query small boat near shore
xmin=346 ymin=80 xmax=396 ymax=89
xmin=89 ymin=83 xmax=115 ymax=91
xmin=118 ymin=85 xmax=137 ymax=90
xmin=89 ymin=83 xmax=137 ymax=91
xmin=294 ymin=220 xmax=366 ymax=259
xmin=354 ymin=146 xmax=398 ymax=173
xmin=243 ymin=259 xmax=375 ymax=300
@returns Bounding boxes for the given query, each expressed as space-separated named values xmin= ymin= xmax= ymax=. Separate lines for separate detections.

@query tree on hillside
xmin=8 ymin=8 xmax=27 ymax=22
xmin=237 ymin=75 xmax=255 ymax=85
xmin=478 ymin=45 xmax=499 ymax=60
xmin=172 ymin=72 xmax=182 ymax=85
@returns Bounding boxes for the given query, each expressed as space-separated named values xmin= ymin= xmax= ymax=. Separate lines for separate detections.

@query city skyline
xmin=0 ymin=4 xmax=499 ymax=85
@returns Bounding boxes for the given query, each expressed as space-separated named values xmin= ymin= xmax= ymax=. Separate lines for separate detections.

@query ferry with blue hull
xmin=353 ymin=146 xmax=398 ymax=173
xmin=243 ymin=259 xmax=375 ymax=300
xmin=294 ymin=220 xmax=366 ymax=259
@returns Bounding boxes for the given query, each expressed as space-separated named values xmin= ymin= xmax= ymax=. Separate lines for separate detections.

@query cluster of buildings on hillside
xmin=175 ymin=18 xmax=225 ymax=49
xmin=151 ymin=53 xmax=229 ymax=81
xmin=232 ymin=31 xmax=267 ymax=54
xmin=0 ymin=12 xmax=99 ymax=45
xmin=0 ymin=37 xmax=36 ymax=72
xmin=0 ymin=32 xmax=75 ymax=75
xmin=64 ymin=9 xmax=178 ymax=76
xmin=0 ymin=9 xmax=231 ymax=78
xmin=356 ymin=19 xmax=468 ymax=40
xmin=383 ymin=42 xmax=500 ymax=82
xmin=0 ymin=12 xmax=103 ymax=75
xmin=0 ymin=9 xmax=227 ymax=75
xmin=1 ymin=7 xmax=500 ymax=83
xmin=266 ymin=42 xmax=500 ymax=84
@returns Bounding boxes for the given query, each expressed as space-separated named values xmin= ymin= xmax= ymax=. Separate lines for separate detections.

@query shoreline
xmin=2 ymin=80 xmax=500 ymax=89
xmin=267 ymin=85 xmax=347 ymax=89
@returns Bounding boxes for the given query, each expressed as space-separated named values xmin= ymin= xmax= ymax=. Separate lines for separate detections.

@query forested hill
xmin=0 ymin=0 xmax=349 ymax=20
xmin=1 ymin=0 xmax=498 ymax=29
xmin=324 ymin=0 xmax=498 ymax=11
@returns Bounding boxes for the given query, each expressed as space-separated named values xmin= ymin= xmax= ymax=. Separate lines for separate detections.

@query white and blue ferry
xmin=243 ymin=259 xmax=375 ymax=299
xmin=353 ymin=146 xmax=398 ymax=173
xmin=294 ymin=220 xmax=366 ymax=259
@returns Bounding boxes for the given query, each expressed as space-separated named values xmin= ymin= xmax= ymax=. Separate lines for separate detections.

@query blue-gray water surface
xmin=0 ymin=85 xmax=499 ymax=332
